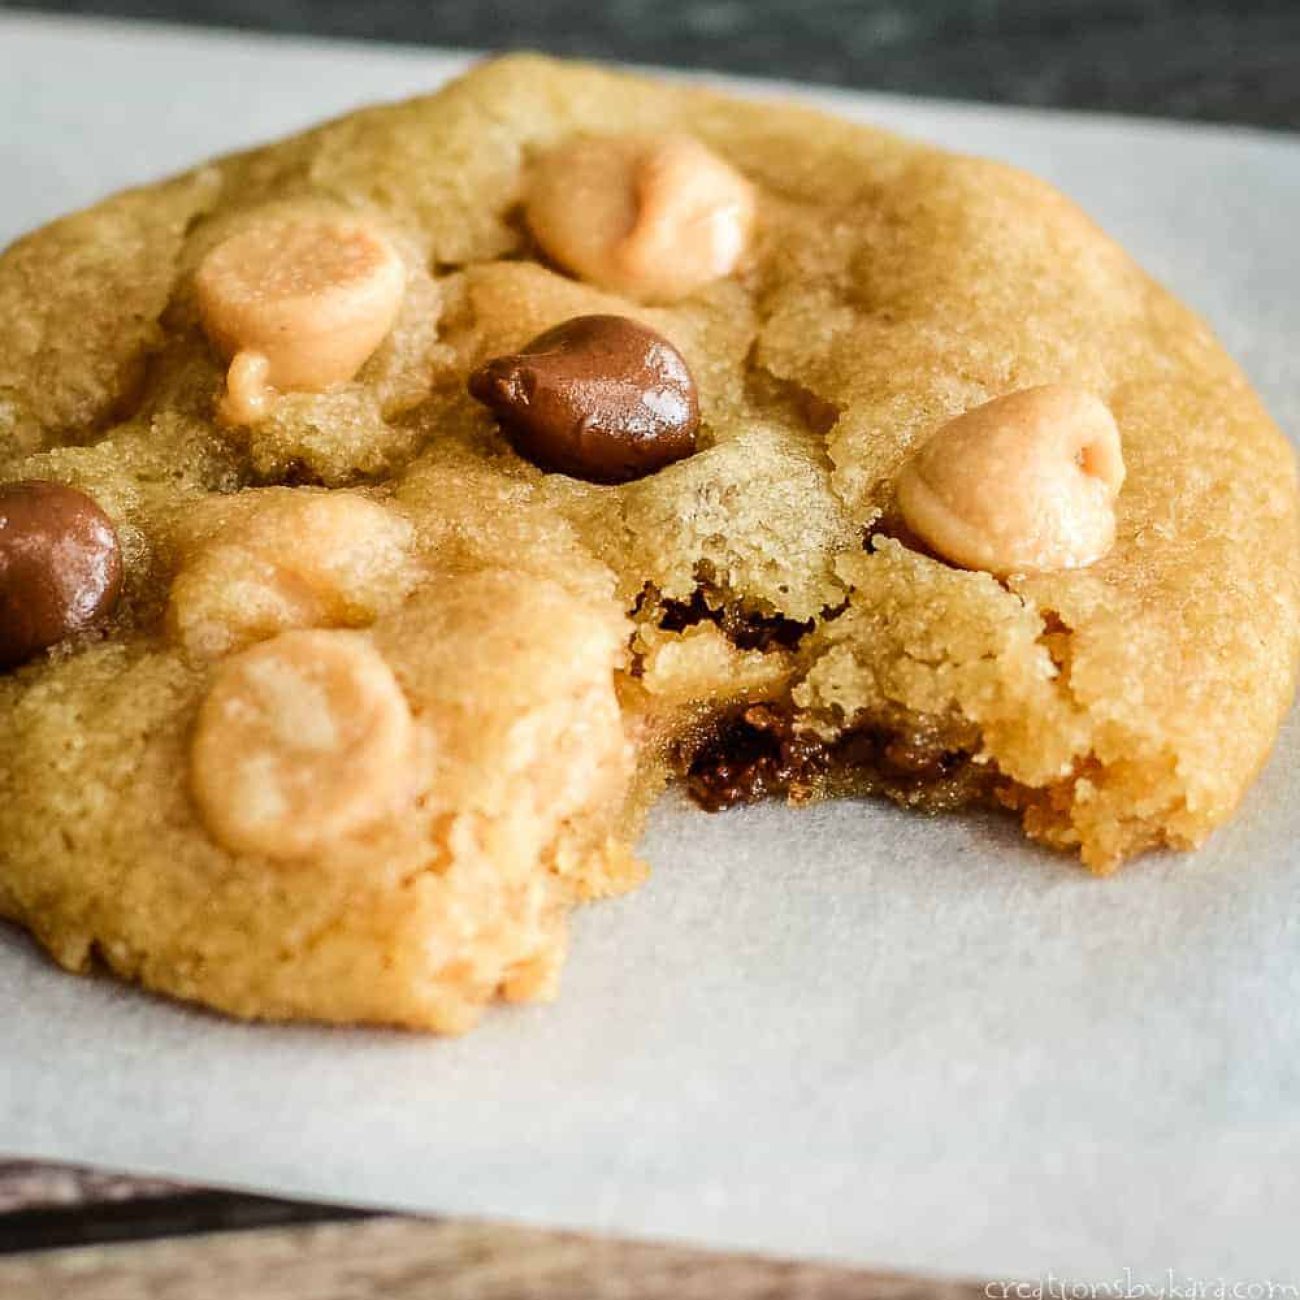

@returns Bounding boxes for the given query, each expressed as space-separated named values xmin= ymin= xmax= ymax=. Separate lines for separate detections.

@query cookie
xmin=1 ymin=55 xmax=1296 ymax=1031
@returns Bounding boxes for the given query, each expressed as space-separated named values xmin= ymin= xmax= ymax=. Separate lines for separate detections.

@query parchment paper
xmin=2 ymin=14 xmax=1299 ymax=1286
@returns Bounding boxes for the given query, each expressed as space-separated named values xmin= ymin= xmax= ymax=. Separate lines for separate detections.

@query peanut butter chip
xmin=168 ymin=493 xmax=416 ymax=661
xmin=191 ymin=629 xmax=415 ymax=859
xmin=525 ymin=134 xmax=755 ymax=304
xmin=896 ymin=385 xmax=1126 ymax=576
xmin=195 ymin=215 xmax=407 ymax=425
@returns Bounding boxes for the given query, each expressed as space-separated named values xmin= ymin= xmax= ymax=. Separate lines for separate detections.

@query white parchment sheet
xmin=2 ymin=14 xmax=1299 ymax=1286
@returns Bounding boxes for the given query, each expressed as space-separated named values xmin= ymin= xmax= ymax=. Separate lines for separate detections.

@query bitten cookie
xmin=1 ymin=55 xmax=1297 ymax=1031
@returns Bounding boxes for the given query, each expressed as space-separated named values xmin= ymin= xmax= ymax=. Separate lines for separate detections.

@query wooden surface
xmin=0 ymin=1160 xmax=984 ymax=1297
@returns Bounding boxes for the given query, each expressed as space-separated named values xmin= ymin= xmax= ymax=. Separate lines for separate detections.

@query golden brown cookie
xmin=1 ymin=55 xmax=1296 ymax=1032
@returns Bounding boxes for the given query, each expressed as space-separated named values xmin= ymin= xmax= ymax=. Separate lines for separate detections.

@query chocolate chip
xmin=468 ymin=315 xmax=699 ymax=484
xmin=685 ymin=705 xmax=829 ymax=811
xmin=0 ymin=481 xmax=123 ymax=669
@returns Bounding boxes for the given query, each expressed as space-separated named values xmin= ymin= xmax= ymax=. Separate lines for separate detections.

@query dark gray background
xmin=4 ymin=0 xmax=1299 ymax=131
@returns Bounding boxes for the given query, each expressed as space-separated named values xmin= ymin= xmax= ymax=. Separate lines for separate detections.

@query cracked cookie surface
xmin=1 ymin=55 xmax=1297 ymax=1031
